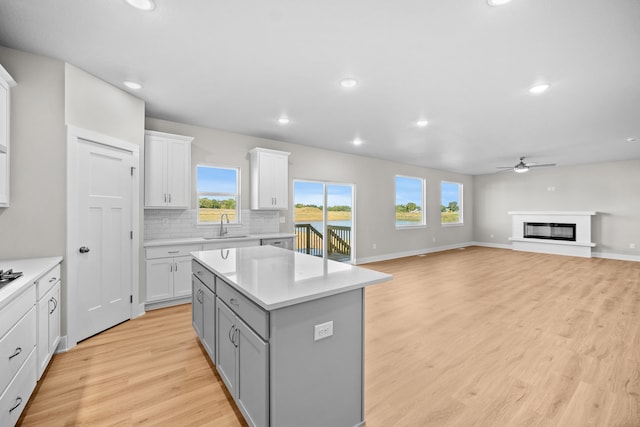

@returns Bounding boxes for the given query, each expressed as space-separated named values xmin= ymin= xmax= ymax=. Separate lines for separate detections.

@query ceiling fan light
xmin=529 ymin=83 xmax=550 ymax=94
xmin=124 ymin=0 xmax=155 ymax=11
xmin=488 ymin=0 xmax=512 ymax=5
xmin=514 ymin=165 xmax=529 ymax=173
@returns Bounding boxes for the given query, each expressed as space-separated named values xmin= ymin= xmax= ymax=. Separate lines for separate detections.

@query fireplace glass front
xmin=523 ymin=222 xmax=576 ymax=241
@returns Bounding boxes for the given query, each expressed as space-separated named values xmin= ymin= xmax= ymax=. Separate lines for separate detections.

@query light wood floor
xmin=18 ymin=247 xmax=640 ymax=426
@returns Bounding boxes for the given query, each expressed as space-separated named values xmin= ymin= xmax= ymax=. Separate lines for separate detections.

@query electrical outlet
xmin=279 ymin=216 xmax=286 ymax=224
xmin=314 ymin=321 xmax=333 ymax=341
xmin=161 ymin=218 xmax=169 ymax=226
xmin=631 ymin=243 xmax=636 ymax=249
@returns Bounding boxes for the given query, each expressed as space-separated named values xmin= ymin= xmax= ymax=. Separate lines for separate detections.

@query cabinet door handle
xmin=169 ymin=263 xmax=173 ymax=272
xmin=229 ymin=298 xmax=240 ymax=306
xmin=9 ymin=397 xmax=22 ymax=413
xmin=49 ymin=277 xmax=57 ymax=283
xmin=174 ymin=262 xmax=178 ymax=272
xmin=164 ymin=193 xmax=167 ymax=203
xmin=9 ymin=347 xmax=22 ymax=360
xmin=229 ymin=325 xmax=235 ymax=345
xmin=168 ymin=194 xmax=172 ymax=203
xmin=50 ymin=297 xmax=58 ymax=314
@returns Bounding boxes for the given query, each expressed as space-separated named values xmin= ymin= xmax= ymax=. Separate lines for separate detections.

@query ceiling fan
xmin=496 ymin=156 xmax=556 ymax=174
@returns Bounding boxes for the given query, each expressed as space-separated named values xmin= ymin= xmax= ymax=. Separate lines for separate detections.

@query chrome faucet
xmin=219 ymin=213 xmax=230 ymax=237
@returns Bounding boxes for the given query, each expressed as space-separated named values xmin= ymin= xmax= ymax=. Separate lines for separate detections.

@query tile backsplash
xmin=144 ymin=209 xmax=280 ymax=240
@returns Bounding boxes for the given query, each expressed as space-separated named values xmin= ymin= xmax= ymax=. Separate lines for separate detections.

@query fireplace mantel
xmin=508 ymin=211 xmax=596 ymax=258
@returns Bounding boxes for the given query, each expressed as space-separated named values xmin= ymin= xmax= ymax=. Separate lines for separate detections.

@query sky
xmin=395 ymin=176 xmax=423 ymax=206
xmin=294 ymin=181 xmax=353 ymax=207
xmin=441 ymin=181 xmax=461 ymax=206
xmin=197 ymin=166 xmax=238 ymax=194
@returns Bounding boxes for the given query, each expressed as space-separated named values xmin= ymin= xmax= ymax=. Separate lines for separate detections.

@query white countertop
xmin=144 ymin=233 xmax=296 ymax=247
xmin=192 ymin=246 xmax=392 ymax=310
xmin=0 ymin=256 xmax=63 ymax=310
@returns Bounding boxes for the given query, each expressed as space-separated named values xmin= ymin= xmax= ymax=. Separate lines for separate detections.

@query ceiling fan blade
xmin=496 ymin=166 xmax=513 ymax=169
xmin=529 ymin=163 xmax=556 ymax=168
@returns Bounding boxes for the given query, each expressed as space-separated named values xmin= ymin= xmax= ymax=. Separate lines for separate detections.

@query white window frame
xmin=440 ymin=181 xmax=463 ymax=226
xmin=196 ymin=164 xmax=241 ymax=225
xmin=395 ymin=175 xmax=426 ymax=229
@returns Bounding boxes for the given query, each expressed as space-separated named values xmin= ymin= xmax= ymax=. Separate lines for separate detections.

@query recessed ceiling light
xmin=416 ymin=119 xmax=429 ymax=128
xmin=278 ymin=116 xmax=290 ymax=125
xmin=627 ymin=137 xmax=638 ymax=143
xmin=352 ymin=138 xmax=363 ymax=146
xmin=529 ymin=83 xmax=550 ymax=94
xmin=340 ymin=78 xmax=358 ymax=88
xmin=488 ymin=0 xmax=512 ymax=6
xmin=123 ymin=80 xmax=142 ymax=90
xmin=124 ymin=0 xmax=155 ymax=11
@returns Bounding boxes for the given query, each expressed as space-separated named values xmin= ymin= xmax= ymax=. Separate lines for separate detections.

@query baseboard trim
xmin=356 ymin=242 xmax=474 ymax=265
xmin=592 ymin=252 xmax=640 ymax=262
xmin=470 ymin=241 xmax=512 ymax=250
xmin=145 ymin=296 xmax=192 ymax=311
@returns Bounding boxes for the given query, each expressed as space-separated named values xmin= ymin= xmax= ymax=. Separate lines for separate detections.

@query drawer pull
xmin=9 ymin=397 xmax=22 ymax=413
xmin=229 ymin=298 xmax=240 ymax=306
xmin=197 ymin=271 xmax=203 ymax=275
xmin=9 ymin=347 xmax=22 ymax=360
xmin=167 ymin=251 xmax=179 ymax=254
xmin=49 ymin=277 xmax=57 ymax=283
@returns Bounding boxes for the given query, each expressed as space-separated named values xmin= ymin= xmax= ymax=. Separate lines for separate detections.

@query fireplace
xmin=524 ymin=222 xmax=576 ymax=241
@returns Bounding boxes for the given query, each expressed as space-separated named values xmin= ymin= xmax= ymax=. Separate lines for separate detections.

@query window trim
xmin=395 ymin=175 xmax=426 ymax=229
xmin=440 ymin=180 xmax=463 ymax=226
xmin=196 ymin=164 xmax=241 ymax=225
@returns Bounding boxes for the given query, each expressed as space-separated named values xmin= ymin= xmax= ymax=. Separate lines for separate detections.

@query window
xmin=395 ymin=175 xmax=425 ymax=227
xmin=441 ymin=181 xmax=463 ymax=224
xmin=197 ymin=165 xmax=240 ymax=224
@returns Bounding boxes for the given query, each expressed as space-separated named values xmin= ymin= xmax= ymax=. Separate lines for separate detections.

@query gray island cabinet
xmin=191 ymin=245 xmax=392 ymax=427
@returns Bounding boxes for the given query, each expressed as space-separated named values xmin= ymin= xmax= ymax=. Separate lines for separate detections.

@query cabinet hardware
xmin=79 ymin=246 xmax=90 ymax=254
xmin=234 ymin=327 xmax=239 ymax=348
xmin=174 ymin=262 xmax=178 ymax=271
xmin=49 ymin=277 xmax=57 ymax=283
xmin=229 ymin=298 xmax=240 ymax=306
xmin=229 ymin=325 xmax=235 ymax=345
xmin=164 ymin=193 xmax=167 ymax=203
xmin=168 ymin=251 xmax=179 ymax=254
xmin=197 ymin=271 xmax=203 ymax=275
xmin=168 ymin=193 xmax=172 ymax=203
xmin=170 ymin=263 xmax=173 ymax=273
xmin=50 ymin=297 xmax=58 ymax=314
xmin=8 ymin=347 xmax=22 ymax=360
xmin=9 ymin=397 xmax=22 ymax=413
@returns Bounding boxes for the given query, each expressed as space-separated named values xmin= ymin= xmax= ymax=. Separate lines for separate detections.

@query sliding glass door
xmin=293 ymin=180 xmax=355 ymax=263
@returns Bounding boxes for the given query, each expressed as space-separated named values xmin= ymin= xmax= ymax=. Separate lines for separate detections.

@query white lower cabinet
xmin=0 ymin=348 xmax=36 ymax=427
xmin=216 ymin=297 xmax=269 ymax=427
xmin=37 ymin=281 xmax=61 ymax=379
xmin=146 ymin=256 xmax=193 ymax=302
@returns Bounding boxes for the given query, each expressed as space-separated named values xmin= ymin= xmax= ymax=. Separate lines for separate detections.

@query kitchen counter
xmin=192 ymin=245 xmax=391 ymax=310
xmin=0 ymin=257 xmax=63 ymax=310
xmin=144 ymin=233 xmax=295 ymax=247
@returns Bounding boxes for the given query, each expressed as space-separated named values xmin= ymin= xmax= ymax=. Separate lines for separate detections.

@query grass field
xmin=199 ymin=208 xmax=237 ymax=223
xmin=441 ymin=212 xmax=460 ymax=223
xmin=294 ymin=206 xmax=351 ymax=222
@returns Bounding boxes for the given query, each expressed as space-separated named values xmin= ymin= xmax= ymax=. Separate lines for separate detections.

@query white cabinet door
xmin=144 ymin=138 xmax=167 ymax=207
xmin=167 ymin=141 xmax=190 ymax=208
xmin=0 ymin=65 xmax=16 ymax=207
xmin=269 ymin=152 xmax=288 ymax=209
xmin=146 ymin=259 xmax=173 ymax=302
xmin=37 ymin=281 xmax=60 ymax=379
xmin=192 ymin=277 xmax=204 ymax=339
xmin=173 ymin=256 xmax=193 ymax=297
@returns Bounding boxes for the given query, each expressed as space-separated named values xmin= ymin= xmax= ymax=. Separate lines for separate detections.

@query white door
xmin=74 ymin=138 xmax=133 ymax=342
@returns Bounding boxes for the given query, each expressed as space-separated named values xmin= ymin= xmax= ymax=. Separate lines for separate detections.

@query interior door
xmin=74 ymin=138 xmax=133 ymax=342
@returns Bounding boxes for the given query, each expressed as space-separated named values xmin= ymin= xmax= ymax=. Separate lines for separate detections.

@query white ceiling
xmin=0 ymin=0 xmax=639 ymax=175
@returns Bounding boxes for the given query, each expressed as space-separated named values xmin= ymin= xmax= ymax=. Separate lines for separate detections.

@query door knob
xmin=79 ymin=246 xmax=90 ymax=253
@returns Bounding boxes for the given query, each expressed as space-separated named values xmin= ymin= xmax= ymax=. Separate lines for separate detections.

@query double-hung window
xmin=441 ymin=181 xmax=463 ymax=225
xmin=395 ymin=175 xmax=426 ymax=227
xmin=196 ymin=165 xmax=240 ymax=224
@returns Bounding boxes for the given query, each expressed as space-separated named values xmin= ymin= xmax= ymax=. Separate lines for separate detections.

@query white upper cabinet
xmin=249 ymin=148 xmax=290 ymax=210
xmin=0 ymin=64 xmax=17 ymax=208
xmin=144 ymin=130 xmax=193 ymax=209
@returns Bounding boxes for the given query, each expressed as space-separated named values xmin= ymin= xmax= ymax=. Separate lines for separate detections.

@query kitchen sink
xmin=204 ymin=235 xmax=250 ymax=240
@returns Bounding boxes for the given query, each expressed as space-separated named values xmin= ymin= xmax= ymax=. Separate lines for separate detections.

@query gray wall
xmin=0 ymin=46 xmax=66 ymax=259
xmin=145 ymin=117 xmax=474 ymax=263
xmin=473 ymin=159 xmax=640 ymax=258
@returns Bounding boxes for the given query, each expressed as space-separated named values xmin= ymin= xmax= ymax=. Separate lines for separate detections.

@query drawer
xmin=192 ymin=260 xmax=215 ymax=292
xmin=261 ymin=237 xmax=293 ymax=250
xmin=0 ymin=307 xmax=36 ymax=394
xmin=0 ymin=347 xmax=36 ymax=427
xmin=0 ymin=286 xmax=36 ymax=339
xmin=216 ymin=277 xmax=269 ymax=340
xmin=146 ymin=245 xmax=202 ymax=260
xmin=36 ymin=263 xmax=61 ymax=300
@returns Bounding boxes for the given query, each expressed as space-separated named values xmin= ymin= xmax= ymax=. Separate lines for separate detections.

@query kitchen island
xmin=191 ymin=245 xmax=392 ymax=427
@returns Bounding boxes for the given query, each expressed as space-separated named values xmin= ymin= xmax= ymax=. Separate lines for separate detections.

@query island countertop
xmin=191 ymin=246 xmax=392 ymax=310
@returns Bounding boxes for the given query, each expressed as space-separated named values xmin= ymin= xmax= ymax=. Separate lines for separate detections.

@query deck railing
xmin=294 ymin=223 xmax=351 ymax=261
